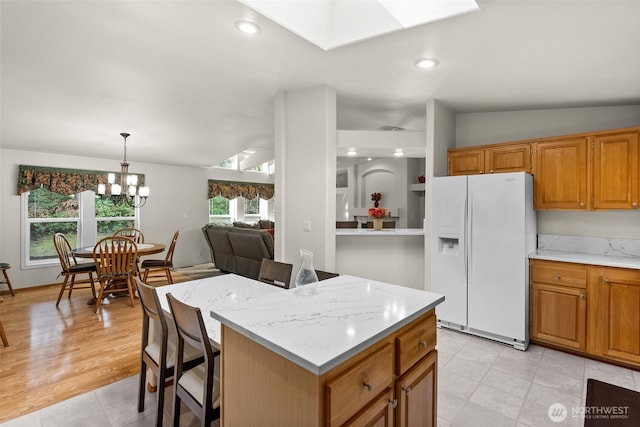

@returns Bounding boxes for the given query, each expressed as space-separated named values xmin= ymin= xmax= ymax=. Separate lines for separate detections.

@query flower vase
xmin=373 ymin=218 xmax=383 ymax=231
xmin=374 ymin=201 xmax=379 ymax=207
xmin=294 ymin=248 xmax=318 ymax=294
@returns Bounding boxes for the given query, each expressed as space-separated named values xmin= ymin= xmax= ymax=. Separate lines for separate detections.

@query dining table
xmin=72 ymin=242 xmax=166 ymax=259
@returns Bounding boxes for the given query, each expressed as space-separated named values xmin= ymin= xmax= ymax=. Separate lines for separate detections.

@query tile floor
xmin=2 ymin=328 xmax=639 ymax=427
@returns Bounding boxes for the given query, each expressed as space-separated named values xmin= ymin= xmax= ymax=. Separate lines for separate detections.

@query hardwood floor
xmin=0 ymin=272 xmax=192 ymax=423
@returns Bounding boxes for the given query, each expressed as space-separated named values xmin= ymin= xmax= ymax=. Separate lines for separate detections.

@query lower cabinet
xmin=530 ymin=259 xmax=587 ymax=350
xmin=530 ymin=259 xmax=640 ymax=369
xmin=590 ymin=266 xmax=640 ymax=365
xmin=395 ymin=350 xmax=437 ymax=427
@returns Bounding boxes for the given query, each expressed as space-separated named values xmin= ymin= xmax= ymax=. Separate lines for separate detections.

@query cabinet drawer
xmin=396 ymin=312 xmax=436 ymax=375
xmin=531 ymin=261 xmax=587 ymax=289
xmin=326 ymin=343 xmax=393 ymax=427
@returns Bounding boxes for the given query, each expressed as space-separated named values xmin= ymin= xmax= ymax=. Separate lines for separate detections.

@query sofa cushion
xmin=201 ymin=226 xmax=236 ymax=273
xmin=233 ymin=221 xmax=260 ymax=229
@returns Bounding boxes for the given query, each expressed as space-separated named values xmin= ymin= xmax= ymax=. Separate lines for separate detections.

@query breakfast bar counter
xmin=210 ymin=275 xmax=444 ymax=426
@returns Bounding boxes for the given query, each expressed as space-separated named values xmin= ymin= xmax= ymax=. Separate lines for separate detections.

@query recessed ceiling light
xmin=415 ymin=58 xmax=439 ymax=69
xmin=393 ymin=150 xmax=404 ymax=157
xmin=347 ymin=149 xmax=357 ymax=156
xmin=235 ymin=20 xmax=261 ymax=35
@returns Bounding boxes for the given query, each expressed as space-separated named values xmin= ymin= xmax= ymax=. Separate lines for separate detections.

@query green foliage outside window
xmin=209 ymin=196 xmax=229 ymax=215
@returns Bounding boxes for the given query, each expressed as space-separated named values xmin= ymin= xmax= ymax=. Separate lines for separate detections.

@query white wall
xmin=0 ymin=148 xmax=273 ymax=289
xmin=455 ymin=105 xmax=640 ymax=148
xmin=453 ymin=104 xmax=640 ymax=239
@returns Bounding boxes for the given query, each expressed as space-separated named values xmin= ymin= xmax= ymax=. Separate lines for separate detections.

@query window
xmin=24 ymin=188 xmax=79 ymax=266
xmin=244 ymin=196 xmax=261 ymax=223
xmin=208 ymin=195 xmax=270 ymax=225
xmin=209 ymin=195 xmax=236 ymax=224
xmin=95 ymin=196 xmax=135 ymax=240
xmin=21 ymin=188 xmax=138 ymax=268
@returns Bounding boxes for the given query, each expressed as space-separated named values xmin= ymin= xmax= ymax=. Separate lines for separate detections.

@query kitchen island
xmin=210 ymin=275 xmax=444 ymax=426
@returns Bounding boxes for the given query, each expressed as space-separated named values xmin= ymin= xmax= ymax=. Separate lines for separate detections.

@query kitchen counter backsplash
xmin=538 ymin=234 xmax=640 ymax=258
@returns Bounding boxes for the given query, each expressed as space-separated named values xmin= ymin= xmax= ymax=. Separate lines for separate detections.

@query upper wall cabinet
xmin=534 ymin=136 xmax=589 ymax=210
xmin=592 ymin=131 xmax=639 ymax=210
xmin=448 ymin=126 xmax=640 ymax=211
xmin=448 ymin=142 xmax=531 ymax=176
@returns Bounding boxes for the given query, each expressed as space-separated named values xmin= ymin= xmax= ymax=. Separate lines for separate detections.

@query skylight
xmin=237 ymin=0 xmax=479 ymax=50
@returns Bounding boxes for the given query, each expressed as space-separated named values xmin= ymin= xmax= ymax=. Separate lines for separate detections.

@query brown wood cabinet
xmin=448 ymin=142 xmax=531 ymax=176
xmin=447 ymin=126 xmax=640 ymax=211
xmin=530 ymin=260 xmax=587 ymax=350
xmin=533 ymin=136 xmax=590 ymax=210
xmin=592 ymin=131 xmax=639 ymax=209
xmin=448 ymin=148 xmax=485 ymax=176
xmin=395 ymin=350 xmax=437 ymax=427
xmin=221 ymin=309 xmax=438 ymax=426
xmin=589 ymin=266 xmax=640 ymax=365
xmin=531 ymin=259 xmax=640 ymax=369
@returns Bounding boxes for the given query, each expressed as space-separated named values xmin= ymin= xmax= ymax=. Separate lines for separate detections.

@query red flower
xmin=371 ymin=192 xmax=382 ymax=202
xmin=368 ymin=207 xmax=387 ymax=218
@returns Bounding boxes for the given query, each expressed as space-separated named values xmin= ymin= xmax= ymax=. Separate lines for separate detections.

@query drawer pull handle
xmin=363 ymin=382 xmax=373 ymax=392
xmin=389 ymin=399 xmax=398 ymax=409
xmin=555 ymin=274 xmax=561 ymax=279
xmin=603 ymin=278 xmax=609 ymax=284
xmin=419 ymin=340 xmax=429 ymax=349
xmin=403 ymin=386 xmax=412 ymax=396
xmin=579 ymin=293 xmax=585 ymax=299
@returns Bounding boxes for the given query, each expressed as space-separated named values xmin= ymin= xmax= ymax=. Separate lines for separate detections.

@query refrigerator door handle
xmin=467 ymin=194 xmax=473 ymax=285
xmin=464 ymin=190 xmax=469 ymax=281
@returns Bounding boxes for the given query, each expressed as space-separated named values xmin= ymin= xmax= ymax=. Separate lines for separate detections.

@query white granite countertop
xmin=530 ymin=234 xmax=640 ymax=270
xmin=154 ymin=274 xmax=284 ymax=347
xmin=210 ymin=275 xmax=444 ymax=375
xmin=336 ymin=228 xmax=424 ymax=236
xmin=529 ymin=249 xmax=640 ymax=269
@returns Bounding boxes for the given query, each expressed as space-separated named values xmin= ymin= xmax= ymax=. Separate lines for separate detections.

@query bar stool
xmin=0 ymin=263 xmax=16 ymax=296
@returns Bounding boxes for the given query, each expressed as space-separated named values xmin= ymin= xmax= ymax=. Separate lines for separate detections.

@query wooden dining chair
xmin=336 ymin=221 xmax=358 ymax=229
xmin=53 ymin=233 xmax=97 ymax=307
xmin=315 ymin=270 xmax=339 ymax=281
xmin=0 ymin=263 xmax=15 ymax=297
xmin=141 ymin=230 xmax=179 ymax=284
xmin=92 ymin=236 xmax=138 ymax=312
xmin=135 ymin=278 xmax=203 ymax=427
xmin=0 ymin=319 xmax=8 ymax=347
xmin=113 ymin=227 xmax=145 ymax=244
xmin=366 ymin=220 xmax=396 ymax=229
xmin=166 ymin=293 xmax=220 ymax=427
xmin=258 ymin=259 xmax=293 ymax=289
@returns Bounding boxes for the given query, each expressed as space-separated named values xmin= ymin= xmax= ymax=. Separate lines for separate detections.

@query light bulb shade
xmin=97 ymin=183 xmax=106 ymax=195
xmin=128 ymin=185 xmax=137 ymax=196
xmin=138 ymin=186 xmax=150 ymax=197
xmin=128 ymin=175 xmax=138 ymax=186
xmin=111 ymin=184 xmax=122 ymax=195
xmin=108 ymin=173 xmax=116 ymax=184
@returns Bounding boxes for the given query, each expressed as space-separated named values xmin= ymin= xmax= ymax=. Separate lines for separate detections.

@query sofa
xmin=202 ymin=224 xmax=274 ymax=280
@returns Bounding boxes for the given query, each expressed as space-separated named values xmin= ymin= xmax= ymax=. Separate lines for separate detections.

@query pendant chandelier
xmin=97 ymin=132 xmax=150 ymax=207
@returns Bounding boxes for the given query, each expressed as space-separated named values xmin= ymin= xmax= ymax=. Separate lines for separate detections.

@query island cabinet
xmin=530 ymin=259 xmax=588 ymax=350
xmin=588 ymin=266 xmax=640 ymax=366
xmin=448 ymin=142 xmax=531 ymax=176
xmin=220 ymin=309 xmax=438 ymax=427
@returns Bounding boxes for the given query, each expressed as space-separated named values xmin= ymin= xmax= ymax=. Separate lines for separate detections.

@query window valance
xmin=208 ymin=180 xmax=274 ymax=200
xmin=17 ymin=165 xmax=145 ymax=196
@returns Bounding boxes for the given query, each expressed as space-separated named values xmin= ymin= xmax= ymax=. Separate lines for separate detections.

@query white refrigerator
xmin=431 ymin=172 xmax=536 ymax=350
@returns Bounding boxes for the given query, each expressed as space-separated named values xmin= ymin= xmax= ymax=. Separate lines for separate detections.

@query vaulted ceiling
xmin=2 ymin=0 xmax=639 ymax=168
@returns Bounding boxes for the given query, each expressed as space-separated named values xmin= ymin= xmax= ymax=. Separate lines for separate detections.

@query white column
xmin=274 ymin=87 xmax=337 ymax=272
